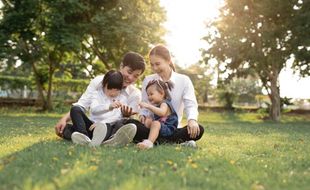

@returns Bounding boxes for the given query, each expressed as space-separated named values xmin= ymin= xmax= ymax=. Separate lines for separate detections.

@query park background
xmin=0 ymin=0 xmax=309 ymax=189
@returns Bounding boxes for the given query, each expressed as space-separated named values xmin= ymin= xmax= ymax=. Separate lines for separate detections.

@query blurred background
xmin=0 ymin=0 xmax=309 ymax=121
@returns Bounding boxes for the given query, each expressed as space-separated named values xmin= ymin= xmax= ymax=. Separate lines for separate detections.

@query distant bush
xmin=0 ymin=75 xmax=33 ymax=91
xmin=0 ymin=75 xmax=90 ymax=100
xmin=53 ymin=78 xmax=89 ymax=92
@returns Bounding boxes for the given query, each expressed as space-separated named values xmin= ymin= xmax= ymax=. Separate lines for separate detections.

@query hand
xmin=54 ymin=119 xmax=67 ymax=137
xmin=139 ymin=102 xmax=149 ymax=109
xmin=121 ymin=105 xmax=137 ymax=117
xmin=89 ymin=124 xmax=95 ymax=131
xmin=110 ymin=101 xmax=123 ymax=110
xmin=187 ymin=119 xmax=200 ymax=139
xmin=139 ymin=115 xmax=146 ymax=124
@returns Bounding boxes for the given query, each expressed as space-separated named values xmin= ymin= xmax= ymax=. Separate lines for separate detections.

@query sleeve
xmin=127 ymin=88 xmax=142 ymax=113
xmin=183 ymin=76 xmax=199 ymax=121
xmin=72 ymin=76 xmax=102 ymax=110
xmin=89 ymin=91 xmax=111 ymax=115
xmin=139 ymin=77 xmax=152 ymax=117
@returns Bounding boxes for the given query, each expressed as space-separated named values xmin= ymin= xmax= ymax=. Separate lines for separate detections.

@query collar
xmin=158 ymin=70 xmax=176 ymax=85
xmin=122 ymin=85 xmax=131 ymax=95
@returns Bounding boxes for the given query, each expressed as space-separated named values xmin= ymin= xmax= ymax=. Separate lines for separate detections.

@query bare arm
xmin=54 ymin=112 xmax=71 ymax=137
xmin=139 ymin=102 xmax=169 ymax=117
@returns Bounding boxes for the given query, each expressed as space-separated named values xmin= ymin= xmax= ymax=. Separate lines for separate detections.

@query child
xmin=70 ymin=70 xmax=126 ymax=147
xmin=137 ymin=79 xmax=178 ymax=149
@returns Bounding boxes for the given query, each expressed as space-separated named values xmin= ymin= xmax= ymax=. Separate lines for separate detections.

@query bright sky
xmin=160 ymin=0 xmax=310 ymax=99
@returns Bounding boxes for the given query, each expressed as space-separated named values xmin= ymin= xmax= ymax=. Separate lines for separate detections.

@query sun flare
xmin=160 ymin=0 xmax=223 ymax=67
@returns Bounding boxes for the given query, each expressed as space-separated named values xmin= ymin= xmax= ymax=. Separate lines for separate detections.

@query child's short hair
xmin=146 ymin=79 xmax=174 ymax=100
xmin=102 ymin=70 xmax=123 ymax=90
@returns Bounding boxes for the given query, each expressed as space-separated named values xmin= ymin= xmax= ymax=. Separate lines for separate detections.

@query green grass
xmin=0 ymin=108 xmax=309 ymax=190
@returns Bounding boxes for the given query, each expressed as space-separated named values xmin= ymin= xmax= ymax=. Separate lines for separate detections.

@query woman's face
xmin=149 ymin=55 xmax=171 ymax=75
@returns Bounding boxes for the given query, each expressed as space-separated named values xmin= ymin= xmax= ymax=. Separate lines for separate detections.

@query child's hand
xmin=109 ymin=101 xmax=122 ymax=110
xmin=139 ymin=102 xmax=149 ymax=109
xmin=89 ymin=124 xmax=95 ymax=131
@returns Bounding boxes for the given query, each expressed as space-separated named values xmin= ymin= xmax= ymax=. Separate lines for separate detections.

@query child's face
xmin=146 ymin=85 xmax=165 ymax=105
xmin=104 ymin=86 xmax=121 ymax=98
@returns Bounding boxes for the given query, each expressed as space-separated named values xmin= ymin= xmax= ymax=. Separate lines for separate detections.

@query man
xmin=54 ymin=52 xmax=145 ymax=146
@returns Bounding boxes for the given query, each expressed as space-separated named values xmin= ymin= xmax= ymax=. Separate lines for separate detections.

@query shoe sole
xmin=102 ymin=124 xmax=137 ymax=147
xmin=90 ymin=123 xmax=107 ymax=147
xmin=72 ymin=132 xmax=91 ymax=145
xmin=180 ymin=140 xmax=197 ymax=148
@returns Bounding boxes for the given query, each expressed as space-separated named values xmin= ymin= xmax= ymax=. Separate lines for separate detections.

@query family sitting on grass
xmin=54 ymin=44 xmax=204 ymax=149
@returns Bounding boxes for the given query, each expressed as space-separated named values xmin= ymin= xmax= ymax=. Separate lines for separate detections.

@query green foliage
xmin=201 ymin=0 xmax=310 ymax=120
xmin=0 ymin=75 xmax=88 ymax=99
xmin=216 ymin=77 xmax=262 ymax=109
xmin=1 ymin=110 xmax=310 ymax=189
xmin=0 ymin=75 xmax=33 ymax=91
xmin=280 ymin=97 xmax=294 ymax=109
xmin=215 ymin=87 xmax=236 ymax=109
xmin=53 ymin=78 xmax=89 ymax=93
xmin=261 ymin=96 xmax=295 ymax=114
xmin=176 ymin=63 xmax=213 ymax=103
xmin=0 ymin=0 xmax=166 ymax=110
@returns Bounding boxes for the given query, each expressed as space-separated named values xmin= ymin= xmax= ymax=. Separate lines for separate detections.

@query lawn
xmin=0 ymin=108 xmax=309 ymax=190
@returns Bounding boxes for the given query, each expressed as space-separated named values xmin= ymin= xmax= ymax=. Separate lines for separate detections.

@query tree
xmin=0 ymin=0 xmax=166 ymax=110
xmin=202 ymin=0 xmax=310 ymax=121
xmin=215 ymin=77 xmax=262 ymax=109
xmin=176 ymin=63 xmax=213 ymax=104
xmin=54 ymin=0 xmax=165 ymax=76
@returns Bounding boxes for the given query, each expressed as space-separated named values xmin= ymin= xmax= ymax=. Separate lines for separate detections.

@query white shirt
xmin=140 ymin=71 xmax=199 ymax=127
xmin=89 ymin=89 xmax=126 ymax=123
xmin=73 ymin=75 xmax=141 ymax=122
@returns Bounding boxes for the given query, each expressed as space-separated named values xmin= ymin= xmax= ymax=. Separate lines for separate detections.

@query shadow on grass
xmin=0 ymin=138 xmax=200 ymax=189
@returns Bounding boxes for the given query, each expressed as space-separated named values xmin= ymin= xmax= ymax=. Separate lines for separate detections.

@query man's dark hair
xmin=122 ymin=52 xmax=146 ymax=73
xmin=102 ymin=70 xmax=123 ymax=90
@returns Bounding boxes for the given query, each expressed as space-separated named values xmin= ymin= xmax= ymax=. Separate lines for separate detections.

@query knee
xmin=63 ymin=124 xmax=74 ymax=140
xmin=199 ymin=125 xmax=204 ymax=134
xmin=197 ymin=124 xmax=205 ymax=140
xmin=70 ymin=105 xmax=84 ymax=114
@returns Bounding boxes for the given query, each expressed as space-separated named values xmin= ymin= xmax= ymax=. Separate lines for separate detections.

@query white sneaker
xmin=71 ymin=132 xmax=91 ymax=145
xmin=180 ymin=140 xmax=197 ymax=148
xmin=137 ymin=139 xmax=154 ymax=150
xmin=102 ymin=123 xmax=137 ymax=147
xmin=89 ymin=123 xmax=107 ymax=147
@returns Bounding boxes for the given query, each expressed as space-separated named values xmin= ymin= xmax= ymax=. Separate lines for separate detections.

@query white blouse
xmin=140 ymin=71 xmax=199 ymax=127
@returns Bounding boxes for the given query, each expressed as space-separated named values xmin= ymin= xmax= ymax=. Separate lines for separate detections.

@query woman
xmin=134 ymin=44 xmax=204 ymax=146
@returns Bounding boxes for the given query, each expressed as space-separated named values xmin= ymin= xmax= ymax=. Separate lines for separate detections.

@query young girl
xmin=70 ymin=70 xmax=126 ymax=147
xmin=137 ymin=79 xmax=178 ymax=149
xmin=137 ymin=44 xmax=204 ymax=147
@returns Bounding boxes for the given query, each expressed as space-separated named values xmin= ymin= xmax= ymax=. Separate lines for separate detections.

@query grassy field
xmin=0 ymin=108 xmax=309 ymax=190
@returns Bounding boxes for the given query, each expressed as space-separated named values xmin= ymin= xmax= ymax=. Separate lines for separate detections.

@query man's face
xmin=119 ymin=66 xmax=142 ymax=87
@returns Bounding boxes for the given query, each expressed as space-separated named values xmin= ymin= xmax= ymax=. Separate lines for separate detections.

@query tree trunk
xmin=46 ymin=60 xmax=54 ymax=111
xmin=31 ymin=62 xmax=48 ymax=110
xmin=203 ymin=88 xmax=208 ymax=103
xmin=269 ymin=68 xmax=281 ymax=121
